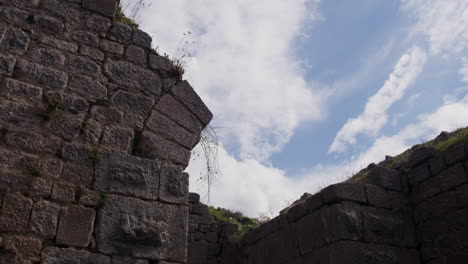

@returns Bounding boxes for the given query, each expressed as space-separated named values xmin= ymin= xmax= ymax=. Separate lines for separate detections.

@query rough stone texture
xmin=56 ymin=205 xmax=96 ymax=247
xmin=159 ymin=164 xmax=189 ymax=204
xmin=321 ymin=183 xmax=367 ymax=204
xmin=29 ymin=200 xmax=60 ymax=239
xmin=42 ymin=247 xmax=111 ymax=264
xmin=172 ymin=81 xmax=213 ymax=127
xmin=96 ymin=195 xmax=188 ymax=262
xmin=105 ymin=60 xmax=161 ymax=96
xmin=82 ymin=0 xmax=118 ymax=17
xmin=94 ymin=151 xmax=161 ymax=200
xmin=136 ymin=131 xmax=191 ymax=167
xmin=0 ymin=54 xmax=17 ymax=76
xmin=0 ymin=193 xmax=33 ymax=232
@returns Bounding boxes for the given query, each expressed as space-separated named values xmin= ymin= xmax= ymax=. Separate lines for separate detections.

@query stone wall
xmin=189 ymin=139 xmax=468 ymax=264
xmin=0 ymin=0 xmax=212 ymax=263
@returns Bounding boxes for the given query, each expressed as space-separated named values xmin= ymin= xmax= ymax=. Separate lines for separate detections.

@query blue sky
xmin=124 ymin=0 xmax=468 ymax=217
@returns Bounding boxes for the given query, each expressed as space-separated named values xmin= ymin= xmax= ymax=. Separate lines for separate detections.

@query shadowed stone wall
xmin=0 ymin=0 xmax=212 ymax=263
xmin=189 ymin=139 xmax=468 ymax=264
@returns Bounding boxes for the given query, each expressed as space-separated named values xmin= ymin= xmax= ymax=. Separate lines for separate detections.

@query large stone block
xmin=104 ymin=59 xmax=162 ymax=96
xmin=7 ymin=28 xmax=30 ymax=55
xmin=5 ymin=130 xmax=61 ymax=154
xmin=326 ymin=202 xmax=363 ymax=242
xmin=321 ymin=183 xmax=366 ymax=204
xmin=2 ymin=78 xmax=42 ymax=102
xmin=0 ymin=193 xmax=33 ymax=232
xmin=15 ymin=59 xmax=69 ymax=89
xmin=47 ymin=112 xmax=85 ymax=140
xmin=135 ymin=131 xmax=191 ymax=166
xmin=444 ymin=142 xmax=466 ymax=165
xmin=362 ymin=206 xmax=416 ymax=247
xmin=61 ymin=143 xmax=95 ymax=166
xmin=146 ymin=110 xmax=198 ymax=149
xmin=3 ymin=235 xmax=42 ymax=261
xmin=0 ymin=99 xmax=44 ymax=128
xmin=414 ymin=191 xmax=457 ymax=224
xmin=82 ymin=0 xmax=118 ymax=17
xmin=297 ymin=208 xmax=329 ymax=254
xmin=34 ymin=15 xmax=64 ymax=34
xmin=155 ymin=95 xmax=203 ymax=134
xmin=0 ymin=173 xmax=30 ymax=194
xmin=94 ymin=151 xmax=161 ymax=200
xmin=101 ymin=125 xmax=134 ymax=153
xmin=67 ymin=74 xmax=107 ymax=101
xmin=56 ymin=205 xmax=96 ymax=247
xmin=66 ymin=54 xmax=102 ymax=77
xmin=366 ymin=165 xmax=403 ymax=191
xmin=100 ymin=39 xmax=124 ymax=54
xmin=159 ymin=164 xmax=189 ymax=204
xmin=365 ymin=184 xmax=408 ymax=209
xmin=86 ymin=14 xmax=112 ymax=33
xmin=42 ymin=247 xmax=111 ymax=264
xmin=132 ymin=29 xmax=152 ymax=49
xmin=172 ymin=81 xmax=213 ymax=126
xmin=409 ymin=163 xmax=431 ymax=186
xmin=29 ymin=200 xmax=60 ymax=239
xmin=439 ymin=163 xmax=467 ymax=191
xmin=90 ymin=105 xmax=123 ymax=124
xmin=111 ymin=90 xmax=155 ymax=116
xmin=95 ymin=195 xmax=188 ymax=262
xmin=109 ymin=22 xmax=133 ymax=43
xmin=411 ymin=175 xmax=442 ymax=204
xmin=61 ymin=162 xmax=94 ymax=187
xmin=40 ymin=36 xmax=78 ymax=53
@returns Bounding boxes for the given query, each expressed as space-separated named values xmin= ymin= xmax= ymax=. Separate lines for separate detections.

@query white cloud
xmin=122 ymin=0 xmax=324 ymax=161
xmin=461 ymin=58 xmax=468 ymax=83
xmin=328 ymin=46 xmax=427 ymax=154
xmin=189 ymin=94 xmax=468 ymax=217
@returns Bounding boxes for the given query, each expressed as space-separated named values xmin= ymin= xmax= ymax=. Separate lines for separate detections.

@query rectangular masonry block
xmin=135 ymin=131 xmax=191 ymax=167
xmin=320 ymin=183 xmax=366 ymax=204
xmin=42 ymin=247 xmax=111 ymax=264
xmin=56 ymin=205 xmax=96 ymax=247
xmin=172 ymin=80 xmax=213 ymax=127
xmin=29 ymin=200 xmax=60 ymax=239
xmin=0 ymin=193 xmax=33 ymax=232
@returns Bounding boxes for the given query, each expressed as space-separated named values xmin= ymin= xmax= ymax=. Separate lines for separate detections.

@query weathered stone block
xmin=83 ymin=0 xmax=118 ymax=17
xmin=29 ymin=200 xmax=60 ymax=239
xmin=67 ymin=54 xmax=102 ymax=77
xmin=109 ymin=22 xmax=133 ymax=43
xmin=105 ymin=59 xmax=161 ymax=96
xmin=407 ymin=146 xmax=436 ymax=168
xmin=91 ymin=105 xmax=123 ymax=124
xmin=456 ymin=184 xmax=468 ymax=208
xmin=8 ymin=28 xmax=30 ymax=55
xmin=0 ymin=173 xmax=30 ymax=194
xmin=94 ymin=151 xmax=161 ymax=200
xmin=411 ymin=175 xmax=442 ymax=204
xmin=95 ymin=195 xmax=188 ymax=262
xmin=87 ymin=14 xmax=112 ymax=32
xmin=28 ymin=177 xmax=53 ymax=198
xmin=80 ymin=45 xmax=105 ymax=61
xmin=41 ymin=0 xmax=81 ymax=24
xmin=172 ymin=80 xmax=213 ymax=126
xmin=155 ymin=95 xmax=203 ymax=134
xmin=429 ymin=155 xmax=446 ymax=176
xmin=149 ymin=54 xmax=172 ymax=72
xmin=67 ymin=74 xmax=108 ymax=101
xmin=439 ymin=163 xmax=467 ymax=191
xmin=61 ymin=143 xmax=95 ymax=166
xmin=56 ymin=205 xmax=96 ymax=247
xmin=191 ymin=203 xmax=209 ymax=215
xmin=1 ymin=78 xmax=42 ymax=102
xmin=321 ymin=183 xmax=366 ymax=204
xmin=111 ymin=89 xmax=155 ymax=115
xmin=15 ymin=59 xmax=69 ymax=89
xmin=444 ymin=143 xmax=466 ymax=165
xmin=101 ymin=126 xmax=134 ymax=153
xmin=4 ymin=235 xmax=41 ymax=261
xmin=42 ymin=247 xmax=111 ymax=264
xmin=113 ymin=256 xmax=150 ymax=264
xmin=51 ymin=183 xmax=75 ymax=203
xmin=6 ymin=130 xmax=61 ymax=154
xmin=159 ymin=164 xmax=189 ymax=204
xmin=132 ymin=29 xmax=152 ymax=48
xmin=0 ymin=53 xmax=16 ymax=76
xmin=40 ymin=159 xmax=63 ymax=179
xmin=101 ymin=39 xmax=124 ymax=54
xmin=362 ymin=206 xmax=416 ymax=247
xmin=326 ymin=202 xmax=363 ymax=242
xmin=0 ymin=193 xmax=33 ymax=232
xmin=126 ymin=45 xmax=147 ymax=64
xmin=365 ymin=184 xmax=408 ymax=209
xmin=40 ymin=36 xmax=79 ymax=52
xmin=366 ymin=165 xmax=403 ymax=191
xmin=286 ymin=202 xmax=308 ymax=223
xmin=304 ymin=193 xmax=324 ymax=212
xmin=27 ymin=47 xmax=65 ymax=67
xmin=135 ymin=131 xmax=191 ymax=166
xmin=146 ymin=110 xmax=198 ymax=149
xmin=34 ymin=15 xmax=64 ymax=34
xmin=409 ymin=163 xmax=431 ymax=186
xmin=297 ymin=208 xmax=328 ymax=254
xmin=71 ymin=30 xmax=100 ymax=46
xmin=189 ymin=192 xmax=201 ymax=204
xmin=47 ymin=112 xmax=85 ymax=140
xmin=414 ymin=191 xmax=457 ymax=223
xmin=61 ymin=162 xmax=94 ymax=187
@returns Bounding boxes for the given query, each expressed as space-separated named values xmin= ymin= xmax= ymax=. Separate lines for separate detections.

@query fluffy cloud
xmin=328 ymin=46 xmax=427 ymax=154
xmin=122 ymin=0 xmax=324 ymax=161
xmin=189 ymin=94 xmax=468 ymax=217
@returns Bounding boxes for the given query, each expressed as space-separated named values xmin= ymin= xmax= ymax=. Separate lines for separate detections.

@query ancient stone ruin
xmin=1 ymin=0 xmax=468 ymax=263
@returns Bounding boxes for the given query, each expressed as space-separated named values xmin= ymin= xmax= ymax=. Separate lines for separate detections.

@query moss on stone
xmin=115 ymin=5 xmax=138 ymax=29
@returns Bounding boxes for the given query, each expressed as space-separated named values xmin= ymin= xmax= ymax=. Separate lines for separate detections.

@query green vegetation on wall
xmin=208 ymin=206 xmax=262 ymax=241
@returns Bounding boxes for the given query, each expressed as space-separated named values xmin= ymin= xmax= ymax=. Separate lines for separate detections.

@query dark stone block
xmin=456 ymin=184 xmax=468 ymax=208
xmin=101 ymin=126 xmax=134 ymax=153
xmin=40 ymin=36 xmax=78 ymax=52
xmin=2 ymin=78 xmax=42 ymax=102
xmin=6 ymin=130 xmax=61 ymax=154
xmin=71 ymin=30 xmax=100 ymax=46
xmin=286 ymin=202 xmax=308 ymax=223
xmin=61 ymin=143 xmax=95 ymax=166
xmin=34 ymin=15 xmax=64 ymax=34
xmin=0 ymin=193 xmax=33 ymax=232
xmin=326 ymin=202 xmax=363 ymax=242
xmin=366 ymin=165 xmax=403 ymax=191
xmin=109 ymin=22 xmax=133 ymax=43
xmin=409 ymin=163 xmax=431 ymax=186
xmin=47 ymin=112 xmax=85 ymax=140
xmin=149 ymin=54 xmax=173 ymax=72
xmin=135 ymin=131 xmax=191 ymax=167
xmin=42 ymin=247 xmax=111 ymax=264
xmin=82 ymin=0 xmax=118 ymax=17
xmin=304 ymin=193 xmax=323 ymax=212
xmin=3 ymin=235 xmax=42 ymax=261
xmin=189 ymin=192 xmax=200 ymax=203
xmin=66 ymin=54 xmax=102 ymax=77
xmin=132 ymin=29 xmax=152 ymax=48
xmin=27 ymin=47 xmax=66 ymax=66
xmin=0 ymin=54 xmax=16 ymax=76
xmin=192 ymin=203 xmax=209 ymax=215
xmin=61 ymin=162 xmax=94 ymax=187
xmin=111 ymin=90 xmax=155 ymax=116
xmin=297 ymin=208 xmax=329 ymax=254
xmin=15 ymin=59 xmax=69 ymax=89
xmin=439 ymin=163 xmax=467 ymax=191
xmin=321 ymin=183 xmax=366 ymax=204
xmin=56 ymin=205 xmax=96 ymax=247
xmin=365 ymin=184 xmax=408 ymax=209
xmin=100 ymin=39 xmax=124 ymax=54
xmin=51 ymin=183 xmax=75 ymax=203
xmin=429 ymin=155 xmax=446 ymax=175
xmin=172 ymin=80 xmax=213 ymax=127
xmin=29 ymin=200 xmax=60 ymax=239
xmin=414 ymin=191 xmax=457 ymax=223
xmin=155 ymin=95 xmax=203 ymax=134
xmin=95 ymin=195 xmax=187 ymax=262
xmin=411 ymin=175 xmax=442 ymax=204
xmin=28 ymin=177 xmax=53 ymax=198
xmin=94 ymin=151 xmax=161 ymax=200
xmin=407 ymin=146 xmax=436 ymax=168
xmin=67 ymin=74 xmax=107 ymax=101
xmin=126 ymin=45 xmax=147 ymax=64
xmin=444 ymin=143 xmax=466 ymax=165
xmin=87 ymin=14 xmax=112 ymax=33
xmin=7 ymin=28 xmax=30 ymax=55
xmin=159 ymin=164 xmax=189 ymax=204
